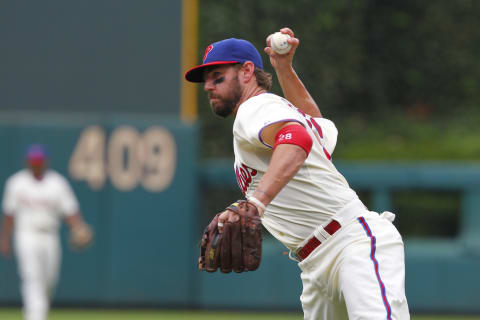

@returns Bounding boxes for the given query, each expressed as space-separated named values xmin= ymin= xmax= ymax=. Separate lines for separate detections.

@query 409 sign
xmin=69 ymin=125 xmax=177 ymax=192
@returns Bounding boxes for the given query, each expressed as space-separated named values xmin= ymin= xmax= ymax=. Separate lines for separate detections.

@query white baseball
xmin=270 ymin=32 xmax=292 ymax=55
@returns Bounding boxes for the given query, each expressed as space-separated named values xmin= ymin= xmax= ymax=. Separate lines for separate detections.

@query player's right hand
xmin=264 ymin=27 xmax=299 ymax=70
xmin=217 ymin=209 xmax=240 ymax=234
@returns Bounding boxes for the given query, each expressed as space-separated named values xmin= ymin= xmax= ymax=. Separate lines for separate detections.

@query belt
xmin=295 ymin=219 xmax=341 ymax=261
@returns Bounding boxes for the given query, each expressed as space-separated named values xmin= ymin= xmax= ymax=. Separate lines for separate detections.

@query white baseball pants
xmin=14 ymin=231 xmax=61 ymax=320
xmin=298 ymin=209 xmax=410 ymax=320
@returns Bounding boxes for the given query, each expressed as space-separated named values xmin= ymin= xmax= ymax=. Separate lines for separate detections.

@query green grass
xmin=1 ymin=308 xmax=480 ymax=320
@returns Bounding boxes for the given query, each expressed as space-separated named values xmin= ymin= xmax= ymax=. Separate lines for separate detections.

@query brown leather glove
xmin=199 ymin=200 xmax=262 ymax=273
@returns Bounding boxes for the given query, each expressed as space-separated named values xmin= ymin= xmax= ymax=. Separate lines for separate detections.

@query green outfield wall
xmin=0 ymin=115 xmax=199 ymax=307
xmin=1 ymin=119 xmax=480 ymax=313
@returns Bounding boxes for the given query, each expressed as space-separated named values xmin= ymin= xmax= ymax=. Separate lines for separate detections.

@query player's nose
xmin=204 ymin=79 xmax=215 ymax=92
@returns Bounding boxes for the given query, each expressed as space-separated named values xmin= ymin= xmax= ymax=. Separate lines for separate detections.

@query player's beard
xmin=209 ymin=76 xmax=242 ymax=118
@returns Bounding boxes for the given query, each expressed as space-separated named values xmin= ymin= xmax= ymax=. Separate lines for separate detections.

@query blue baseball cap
xmin=185 ymin=38 xmax=263 ymax=83
xmin=25 ymin=144 xmax=48 ymax=163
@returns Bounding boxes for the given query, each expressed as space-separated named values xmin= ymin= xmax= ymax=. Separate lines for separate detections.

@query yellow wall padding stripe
xmin=180 ymin=0 xmax=199 ymax=123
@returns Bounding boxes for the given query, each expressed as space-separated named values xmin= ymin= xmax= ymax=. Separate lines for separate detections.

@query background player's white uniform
xmin=233 ymin=93 xmax=409 ymax=319
xmin=2 ymin=169 xmax=79 ymax=320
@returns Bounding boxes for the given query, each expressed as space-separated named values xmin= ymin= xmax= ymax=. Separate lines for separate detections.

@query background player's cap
xmin=185 ymin=38 xmax=263 ymax=83
xmin=25 ymin=144 xmax=48 ymax=165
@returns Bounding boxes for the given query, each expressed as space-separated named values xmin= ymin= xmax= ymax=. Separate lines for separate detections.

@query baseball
xmin=270 ymin=32 xmax=292 ymax=55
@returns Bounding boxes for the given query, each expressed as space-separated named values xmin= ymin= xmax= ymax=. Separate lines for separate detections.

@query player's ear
xmin=238 ymin=61 xmax=255 ymax=83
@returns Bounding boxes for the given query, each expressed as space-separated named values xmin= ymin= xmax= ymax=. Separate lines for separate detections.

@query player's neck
xmin=30 ymin=170 xmax=45 ymax=181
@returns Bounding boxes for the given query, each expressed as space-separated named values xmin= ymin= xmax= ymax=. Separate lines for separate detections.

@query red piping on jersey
xmin=310 ymin=118 xmax=323 ymax=138
xmin=323 ymin=147 xmax=332 ymax=160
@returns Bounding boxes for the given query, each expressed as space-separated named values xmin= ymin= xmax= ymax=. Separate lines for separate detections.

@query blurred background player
xmin=0 ymin=144 xmax=92 ymax=320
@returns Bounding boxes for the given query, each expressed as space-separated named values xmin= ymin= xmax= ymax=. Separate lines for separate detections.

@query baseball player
xmin=0 ymin=144 xmax=92 ymax=320
xmin=185 ymin=28 xmax=409 ymax=319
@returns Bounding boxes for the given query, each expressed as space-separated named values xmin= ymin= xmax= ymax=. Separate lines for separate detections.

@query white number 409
xmin=69 ymin=125 xmax=177 ymax=192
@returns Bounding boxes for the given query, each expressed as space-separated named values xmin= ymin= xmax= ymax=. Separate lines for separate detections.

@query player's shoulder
xmin=237 ymin=93 xmax=299 ymax=120
xmin=43 ymin=170 xmax=70 ymax=185
xmin=5 ymin=169 xmax=30 ymax=186
xmin=45 ymin=169 xmax=66 ymax=180
xmin=315 ymin=117 xmax=337 ymax=132
xmin=312 ymin=117 xmax=339 ymax=153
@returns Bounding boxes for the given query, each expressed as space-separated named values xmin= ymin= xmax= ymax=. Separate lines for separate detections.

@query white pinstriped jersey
xmin=233 ymin=93 xmax=359 ymax=251
xmin=2 ymin=169 xmax=79 ymax=233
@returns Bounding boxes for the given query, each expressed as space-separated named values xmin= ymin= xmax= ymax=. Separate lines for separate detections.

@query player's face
xmin=203 ymin=65 xmax=243 ymax=118
xmin=27 ymin=159 xmax=47 ymax=180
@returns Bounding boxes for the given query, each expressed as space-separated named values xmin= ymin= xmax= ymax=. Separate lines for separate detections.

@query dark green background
xmin=197 ymin=0 xmax=480 ymax=161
